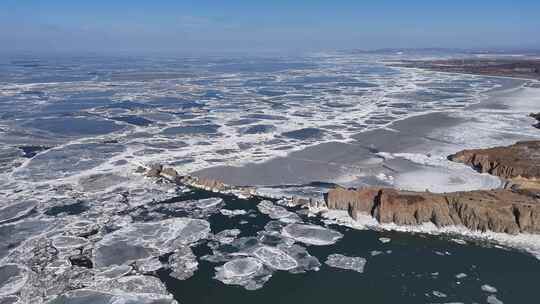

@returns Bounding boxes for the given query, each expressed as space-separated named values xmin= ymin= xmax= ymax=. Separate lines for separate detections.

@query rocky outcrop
xmin=448 ymin=141 xmax=540 ymax=186
xmin=326 ymin=187 xmax=540 ymax=234
xmin=530 ymin=112 xmax=540 ymax=129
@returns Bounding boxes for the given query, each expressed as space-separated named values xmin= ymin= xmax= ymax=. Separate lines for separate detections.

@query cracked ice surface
xmin=325 ymin=254 xmax=367 ymax=273
xmin=0 ymin=264 xmax=29 ymax=297
xmin=257 ymin=200 xmax=302 ymax=223
xmin=94 ymin=218 xmax=210 ymax=268
xmin=282 ymin=223 xmax=343 ymax=246
xmin=214 ymin=257 xmax=270 ymax=290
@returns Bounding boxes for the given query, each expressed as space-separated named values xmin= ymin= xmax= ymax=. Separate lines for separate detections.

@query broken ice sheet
xmin=0 ymin=264 xmax=29 ymax=297
xmin=0 ymin=200 xmax=37 ymax=224
xmin=220 ymin=209 xmax=247 ymax=217
xmin=168 ymin=246 xmax=198 ymax=280
xmin=282 ymin=223 xmax=343 ymax=246
xmin=325 ymin=254 xmax=367 ymax=273
xmin=257 ymin=200 xmax=301 ymax=223
xmin=94 ymin=218 xmax=210 ymax=268
xmin=214 ymin=257 xmax=271 ymax=290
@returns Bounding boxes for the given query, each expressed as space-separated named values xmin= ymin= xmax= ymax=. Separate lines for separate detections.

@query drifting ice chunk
xmin=97 ymin=265 xmax=133 ymax=279
xmin=487 ymin=295 xmax=504 ymax=304
xmin=257 ymin=200 xmax=301 ymax=222
xmin=378 ymin=237 xmax=391 ymax=243
xmin=325 ymin=254 xmax=367 ymax=273
xmin=455 ymin=273 xmax=467 ymax=279
xmin=214 ymin=257 xmax=271 ymax=290
xmin=282 ymin=223 xmax=343 ymax=246
xmin=220 ymin=209 xmax=247 ymax=217
xmin=94 ymin=218 xmax=210 ymax=268
xmin=481 ymin=284 xmax=498 ymax=293
xmin=0 ymin=264 xmax=28 ymax=296
xmin=195 ymin=197 xmax=224 ymax=209
xmin=168 ymin=246 xmax=198 ymax=280
xmin=253 ymin=246 xmax=298 ymax=270
xmin=52 ymin=236 xmax=89 ymax=250
xmin=213 ymin=229 xmax=242 ymax=244
xmin=431 ymin=290 xmax=447 ymax=298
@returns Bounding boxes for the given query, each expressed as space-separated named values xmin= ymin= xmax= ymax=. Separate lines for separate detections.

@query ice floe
xmin=325 ymin=254 xmax=367 ymax=273
xmin=0 ymin=264 xmax=28 ymax=297
xmin=481 ymin=284 xmax=498 ymax=293
xmin=282 ymin=223 xmax=343 ymax=246
xmin=168 ymin=246 xmax=198 ymax=280
xmin=214 ymin=257 xmax=271 ymax=290
xmin=94 ymin=218 xmax=210 ymax=268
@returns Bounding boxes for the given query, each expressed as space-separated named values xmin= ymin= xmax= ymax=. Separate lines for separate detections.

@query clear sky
xmin=1 ymin=0 xmax=539 ymax=54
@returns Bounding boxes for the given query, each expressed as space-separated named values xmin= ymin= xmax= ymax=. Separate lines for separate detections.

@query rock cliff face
xmin=448 ymin=141 xmax=540 ymax=182
xmin=326 ymin=187 xmax=540 ymax=234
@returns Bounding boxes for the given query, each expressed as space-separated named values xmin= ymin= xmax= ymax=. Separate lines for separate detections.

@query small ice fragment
xmin=282 ymin=223 xmax=343 ymax=246
xmin=253 ymin=246 xmax=298 ymax=270
xmin=432 ymin=290 xmax=447 ymax=298
xmin=487 ymin=295 xmax=504 ymax=304
xmin=214 ymin=257 xmax=271 ymax=290
xmin=196 ymin=197 xmax=224 ymax=209
xmin=168 ymin=246 xmax=198 ymax=280
xmin=455 ymin=273 xmax=467 ymax=279
xmin=325 ymin=254 xmax=366 ymax=273
xmin=220 ymin=209 xmax=247 ymax=217
xmin=481 ymin=284 xmax=498 ymax=293
xmin=379 ymin=237 xmax=391 ymax=243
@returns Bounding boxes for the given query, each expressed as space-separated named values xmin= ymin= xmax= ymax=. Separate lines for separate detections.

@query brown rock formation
xmin=325 ymin=187 xmax=540 ymax=234
xmin=448 ymin=141 xmax=540 ymax=183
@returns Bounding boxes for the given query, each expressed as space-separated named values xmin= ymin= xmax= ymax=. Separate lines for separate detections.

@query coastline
xmin=193 ymin=74 xmax=538 ymax=193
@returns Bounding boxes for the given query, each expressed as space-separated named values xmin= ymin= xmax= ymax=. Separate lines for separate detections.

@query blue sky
xmin=1 ymin=0 xmax=539 ymax=54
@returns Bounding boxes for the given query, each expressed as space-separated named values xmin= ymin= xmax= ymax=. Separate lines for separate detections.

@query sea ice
xmin=282 ymin=223 xmax=343 ymax=246
xmin=257 ymin=200 xmax=301 ymax=222
xmin=481 ymin=284 xmax=498 ymax=293
xmin=14 ymin=143 xmax=124 ymax=181
xmin=0 ymin=264 xmax=28 ymax=296
xmin=195 ymin=197 xmax=224 ymax=209
xmin=432 ymin=290 xmax=447 ymax=298
xmin=94 ymin=218 xmax=210 ymax=268
xmin=325 ymin=254 xmax=367 ymax=273
xmin=52 ymin=236 xmax=89 ymax=250
xmin=168 ymin=246 xmax=198 ymax=280
xmin=487 ymin=295 xmax=504 ymax=304
xmin=379 ymin=237 xmax=391 ymax=243
xmin=253 ymin=246 xmax=298 ymax=270
xmin=455 ymin=273 xmax=468 ymax=279
xmin=214 ymin=257 xmax=271 ymax=290
xmin=0 ymin=200 xmax=37 ymax=224
xmin=219 ymin=209 xmax=247 ymax=217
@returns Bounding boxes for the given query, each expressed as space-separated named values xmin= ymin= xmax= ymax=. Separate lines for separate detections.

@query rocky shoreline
xmin=326 ymin=140 xmax=540 ymax=236
xmin=150 ymin=139 xmax=540 ymax=239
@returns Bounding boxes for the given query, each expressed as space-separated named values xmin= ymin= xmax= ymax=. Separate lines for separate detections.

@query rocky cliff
xmin=326 ymin=187 xmax=540 ymax=234
xmin=448 ymin=141 xmax=540 ymax=189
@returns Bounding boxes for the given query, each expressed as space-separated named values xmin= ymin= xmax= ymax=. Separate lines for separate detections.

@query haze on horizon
xmin=1 ymin=0 xmax=539 ymax=55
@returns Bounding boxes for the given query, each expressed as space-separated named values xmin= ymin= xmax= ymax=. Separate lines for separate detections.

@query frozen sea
xmin=1 ymin=52 xmax=540 ymax=303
